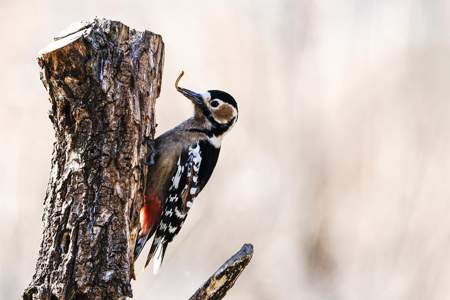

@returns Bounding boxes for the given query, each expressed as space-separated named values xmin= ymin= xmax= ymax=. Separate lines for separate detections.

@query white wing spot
xmin=159 ymin=223 xmax=167 ymax=231
xmin=168 ymin=195 xmax=178 ymax=202
xmin=174 ymin=207 xmax=186 ymax=218
xmin=189 ymin=143 xmax=202 ymax=173
xmin=171 ymin=157 xmax=184 ymax=189
xmin=168 ymin=224 xmax=177 ymax=233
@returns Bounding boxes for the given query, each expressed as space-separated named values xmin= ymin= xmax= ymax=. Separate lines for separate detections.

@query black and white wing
xmin=145 ymin=140 xmax=220 ymax=272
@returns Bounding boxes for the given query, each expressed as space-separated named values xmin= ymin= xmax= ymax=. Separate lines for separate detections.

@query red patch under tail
xmin=134 ymin=192 xmax=161 ymax=260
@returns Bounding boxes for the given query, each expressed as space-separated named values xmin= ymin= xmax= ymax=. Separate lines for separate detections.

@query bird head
xmin=175 ymin=72 xmax=238 ymax=136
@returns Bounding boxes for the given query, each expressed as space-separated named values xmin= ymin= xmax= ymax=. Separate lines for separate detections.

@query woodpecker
xmin=134 ymin=72 xmax=238 ymax=273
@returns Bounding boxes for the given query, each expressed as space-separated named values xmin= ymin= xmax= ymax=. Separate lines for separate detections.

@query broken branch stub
xmin=190 ymin=244 xmax=254 ymax=300
xmin=23 ymin=18 xmax=164 ymax=300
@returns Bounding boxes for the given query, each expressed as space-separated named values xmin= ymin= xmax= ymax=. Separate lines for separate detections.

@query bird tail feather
xmin=134 ymin=232 xmax=150 ymax=261
xmin=145 ymin=237 xmax=167 ymax=274
xmin=152 ymin=242 xmax=167 ymax=274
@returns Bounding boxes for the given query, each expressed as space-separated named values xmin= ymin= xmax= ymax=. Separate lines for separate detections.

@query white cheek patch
xmin=232 ymin=107 xmax=238 ymax=118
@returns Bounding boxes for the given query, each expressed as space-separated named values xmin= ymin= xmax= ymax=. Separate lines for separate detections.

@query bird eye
xmin=210 ymin=100 xmax=220 ymax=108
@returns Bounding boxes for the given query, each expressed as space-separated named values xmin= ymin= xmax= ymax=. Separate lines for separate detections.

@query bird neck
xmin=180 ymin=117 xmax=223 ymax=149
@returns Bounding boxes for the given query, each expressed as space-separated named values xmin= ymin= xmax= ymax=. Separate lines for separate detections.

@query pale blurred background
xmin=2 ymin=0 xmax=450 ymax=299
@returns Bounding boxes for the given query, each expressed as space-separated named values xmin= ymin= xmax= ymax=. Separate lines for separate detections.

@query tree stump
xmin=23 ymin=18 xmax=164 ymax=300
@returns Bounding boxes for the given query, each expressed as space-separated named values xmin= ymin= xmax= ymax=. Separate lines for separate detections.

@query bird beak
xmin=174 ymin=71 xmax=206 ymax=108
xmin=177 ymin=87 xmax=205 ymax=108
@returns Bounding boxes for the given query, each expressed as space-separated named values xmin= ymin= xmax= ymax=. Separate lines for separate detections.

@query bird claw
xmin=144 ymin=137 xmax=156 ymax=166
xmin=146 ymin=152 xmax=156 ymax=166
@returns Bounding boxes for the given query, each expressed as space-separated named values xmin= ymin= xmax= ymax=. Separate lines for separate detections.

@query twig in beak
xmin=175 ymin=71 xmax=184 ymax=91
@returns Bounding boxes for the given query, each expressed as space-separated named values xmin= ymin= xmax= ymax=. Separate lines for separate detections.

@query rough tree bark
xmin=23 ymin=19 xmax=164 ymax=300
